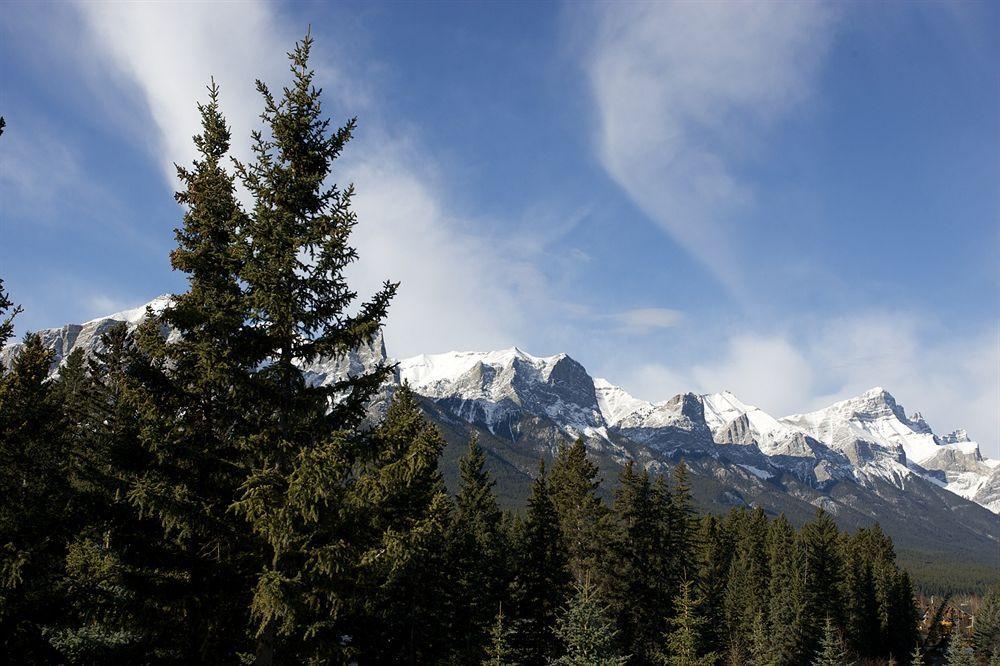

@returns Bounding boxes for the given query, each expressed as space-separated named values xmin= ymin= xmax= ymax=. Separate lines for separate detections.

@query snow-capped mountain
xmin=398 ymin=348 xmax=606 ymax=440
xmin=5 ymin=296 xmax=998 ymax=519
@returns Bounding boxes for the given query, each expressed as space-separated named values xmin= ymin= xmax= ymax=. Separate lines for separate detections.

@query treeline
xmin=0 ymin=35 xmax=994 ymax=665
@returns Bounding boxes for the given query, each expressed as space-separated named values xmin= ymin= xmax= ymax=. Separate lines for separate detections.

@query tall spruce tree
xmin=801 ymin=509 xmax=845 ymax=656
xmin=812 ymin=617 xmax=848 ymax=666
xmin=484 ymin=604 xmax=517 ymax=666
xmin=723 ymin=507 xmax=769 ymax=661
xmin=657 ymin=579 xmax=717 ymax=666
xmin=125 ymin=79 xmax=257 ymax=662
xmin=446 ymin=436 xmax=508 ymax=662
xmin=767 ymin=514 xmax=808 ymax=666
xmin=945 ymin=626 xmax=975 ymax=666
xmin=227 ymin=33 xmax=399 ymax=663
xmin=975 ymin=587 xmax=1000 ymax=661
xmin=551 ymin=578 xmax=629 ymax=666
xmin=668 ymin=460 xmax=698 ymax=584
xmin=0 ymin=332 xmax=69 ymax=660
xmin=49 ymin=324 xmax=189 ymax=661
xmin=549 ymin=438 xmax=607 ymax=582
xmin=510 ymin=461 xmax=571 ymax=665
xmin=696 ymin=514 xmax=731 ymax=651
xmin=608 ymin=462 xmax=672 ymax=663
xmin=346 ymin=385 xmax=452 ymax=663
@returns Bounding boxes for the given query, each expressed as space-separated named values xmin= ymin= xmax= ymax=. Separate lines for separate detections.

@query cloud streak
xmin=581 ymin=1 xmax=835 ymax=292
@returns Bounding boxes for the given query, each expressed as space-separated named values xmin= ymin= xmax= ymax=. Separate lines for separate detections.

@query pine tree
xmin=124 ymin=78 xmax=257 ymax=662
xmin=767 ymin=514 xmax=808 ymax=666
xmin=723 ymin=507 xmax=769 ymax=659
xmin=974 ymin=586 xmax=1000 ymax=661
xmin=549 ymin=438 xmax=607 ymax=581
xmin=696 ymin=514 xmax=731 ymax=651
xmin=668 ymin=461 xmax=698 ymax=584
xmin=510 ymin=461 xmax=571 ymax=665
xmin=0 ymin=279 xmax=21 ymax=346
xmin=552 ymin=578 xmax=629 ymax=666
xmin=0 ymin=333 xmax=69 ymax=660
xmin=910 ymin=644 xmax=924 ymax=666
xmin=945 ymin=626 xmax=975 ymax=666
xmin=226 ymin=33 xmax=399 ymax=663
xmin=608 ymin=462 xmax=671 ymax=662
xmin=812 ymin=617 xmax=848 ymax=666
xmin=52 ymin=324 xmax=187 ymax=661
xmin=344 ymin=385 xmax=453 ymax=664
xmin=484 ymin=605 xmax=517 ymax=666
xmin=447 ymin=436 xmax=508 ymax=662
xmin=801 ymin=509 xmax=844 ymax=655
xmin=748 ymin=609 xmax=769 ymax=666
xmin=657 ymin=579 xmax=718 ymax=666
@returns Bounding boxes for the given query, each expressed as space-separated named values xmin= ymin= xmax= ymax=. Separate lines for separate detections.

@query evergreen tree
xmin=945 ymin=627 xmax=975 ymax=666
xmin=767 ymin=514 xmax=808 ymax=666
xmin=0 ymin=333 xmax=68 ymax=660
xmin=345 ymin=385 xmax=452 ymax=664
xmin=551 ymin=578 xmax=629 ymax=666
xmin=723 ymin=507 xmax=769 ymax=660
xmin=910 ymin=644 xmax=924 ymax=666
xmin=801 ymin=509 xmax=844 ymax=655
xmin=748 ymin=609 xmax=769 ymax=666
xmin=812 ymin=617 xmax=848 ymax=666
xmin=668 ymin=461 xmax=698 ymax=584
xmin=0 ymin=279 xmax=21 ymax=346
xmin=511 ymin=461 xmax=571 ymax=665
xmin=226 ymin=33 xmax=399 ymax=663
xmin=125 ymin=79 xmax=257 ymax=662
xmin=608 ymin=462 xmax=672 ymax=663
xmin=53 ymin=324 xmax=187 ymax=661
xmin=549 ymin=438 xmax=607 ymax=581
xmin=484 ymin=604 xmax=517 ymax=666
xmin=446 ymin=436 xmax=508 ymax=662
xmin=696 ymin=514 xmax=731 ymax=651
xmin=974 ymin=586 xmax=1000 ymax=660
xmin=657 ymin=580 xmax=717 ymax=666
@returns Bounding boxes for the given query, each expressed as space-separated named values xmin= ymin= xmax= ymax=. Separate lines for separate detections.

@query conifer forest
xmin=1 ymin=36 xmax=997 ymax=666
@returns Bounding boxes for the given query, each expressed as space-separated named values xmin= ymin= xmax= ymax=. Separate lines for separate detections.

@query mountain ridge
xmin=5 ymin=296 xmax=998 ymax=569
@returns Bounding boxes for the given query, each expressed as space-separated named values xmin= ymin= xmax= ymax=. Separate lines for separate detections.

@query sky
xmin=1 ymin=1 xmax=997 ymax=454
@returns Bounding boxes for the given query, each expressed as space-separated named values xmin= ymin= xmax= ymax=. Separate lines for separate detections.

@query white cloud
xmin=580 ymin=2 xmax=835 ymax=291
xmin=343 ymin=143 xmax=544 ymax=357
xmin=612 ymin=313 xmax=999 ymax=458
xmin=71 ymin=1 xmax=545 ymax=359
xmin=75 ymin=1 xmax=298 ymax=183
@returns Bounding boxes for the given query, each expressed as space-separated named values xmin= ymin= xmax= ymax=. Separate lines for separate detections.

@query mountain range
xmin=4 ymin=296 xmax=998 ymax=578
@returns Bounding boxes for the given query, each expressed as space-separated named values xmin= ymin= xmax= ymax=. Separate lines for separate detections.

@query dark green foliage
xmin=974 ymin=586 xmax=1000 ymax=660
xmin=552 ymin=578 xmax=629 ymax=666
xmin=0 ymin=333 xmax=69 ymax=660
xmin=767 ymin=514 xmax=809 ymax=665
xmin=484 ymin=604 xmax=517 ymax=666
xmin=0 ymin=33 xmax=928 ymax=666
xmin=446 ymin=437 xmax=509 ymax=662
xmin=345 ymin=385 xmax=452 ymax=664
xmin=606 ymin=462 xmax=673 ymax=663
xmin=657 ymin=579 xmax=718 ymax=666
xmin=510 ymin=462 xmax=571 ymax=665
xmin=801 ymin=509 xmax=845 ymax=654
xmin=549 ymin=438 xmax=608 ymax=581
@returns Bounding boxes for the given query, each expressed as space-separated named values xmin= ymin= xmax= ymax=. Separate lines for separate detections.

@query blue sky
xmin=1 ymin=1 xmax=997 ymax=452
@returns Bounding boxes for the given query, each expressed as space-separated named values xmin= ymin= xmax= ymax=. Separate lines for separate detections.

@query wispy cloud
xmin=70 ymin=0 xmax=545 ymax=359
xmin=578 ymin=1 xmax=836 ymax=292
